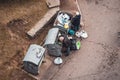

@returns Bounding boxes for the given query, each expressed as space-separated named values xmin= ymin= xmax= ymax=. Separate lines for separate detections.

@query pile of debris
xmin=44 ymin=10 xmax=88 ymax=64
xmin=22 ymin=0 xmax=88 ymax=79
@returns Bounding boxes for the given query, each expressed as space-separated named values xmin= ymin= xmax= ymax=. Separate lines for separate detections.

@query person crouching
xmin=58 ymin=35 xmax=72 ymax=56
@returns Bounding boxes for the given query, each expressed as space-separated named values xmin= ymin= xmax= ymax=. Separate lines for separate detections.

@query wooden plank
xmin=22 ymin=70 xmax=39 ymax=80
xmin=27 ymin=7 xmax=60 ymax=38
xmin=46 ymin=0 xmax=60 ymax=8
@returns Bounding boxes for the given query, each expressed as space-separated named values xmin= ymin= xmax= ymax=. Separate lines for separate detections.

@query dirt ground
xmin=42 ymin=0 xmax=120 ymax=80
xmin=0 ymin=0 xmax=51 ymax=80
xmin=0 ymin=0 xmax=120 ymax=80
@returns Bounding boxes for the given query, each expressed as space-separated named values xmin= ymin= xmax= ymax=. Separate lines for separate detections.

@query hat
xmin=76 ymin=11 xmax=80 ymax=15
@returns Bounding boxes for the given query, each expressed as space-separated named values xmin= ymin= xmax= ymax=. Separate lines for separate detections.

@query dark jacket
xmin=60 ymin=35 xmax=72 ymax=56
xmin=71 ymin=14 xmax=81 ymax=26
xmin=62 ymin=36 xmax=71 ymax=48
xmin=71 ymin=14 xmax=81 ymax=32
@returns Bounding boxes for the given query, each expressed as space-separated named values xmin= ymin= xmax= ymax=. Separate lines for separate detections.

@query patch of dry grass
xmin=0 ymin=0 xmax=48 ymax=79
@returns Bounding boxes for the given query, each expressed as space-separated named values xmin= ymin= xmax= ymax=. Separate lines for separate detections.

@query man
xmin=58 ymin=35 xmax=72 ymax=56
xmin=71 ymin=11 xmax=81 ymax=32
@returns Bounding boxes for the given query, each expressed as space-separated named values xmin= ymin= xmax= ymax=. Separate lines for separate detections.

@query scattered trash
xmin=76 ymin=41 xmax=81 ymax=50
xmin=70 ymin=39 xmax=78 ymax=50
xmin=64 ymin=22 xmax=69 ymax=29
xmin=54 ymin=57 xmax=63 ymax=65
xmin=68 ymin=29 xmax=75 ymax=35
xmin=57 ymin=13 xmax=70 ymax=26
xmin=76 ymin=30 xmax=88 ymax=38
xmin=54 ymin=11 xmax=72 ymax=27
xmin=47 ymin=44 xmax=62 ymax=57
